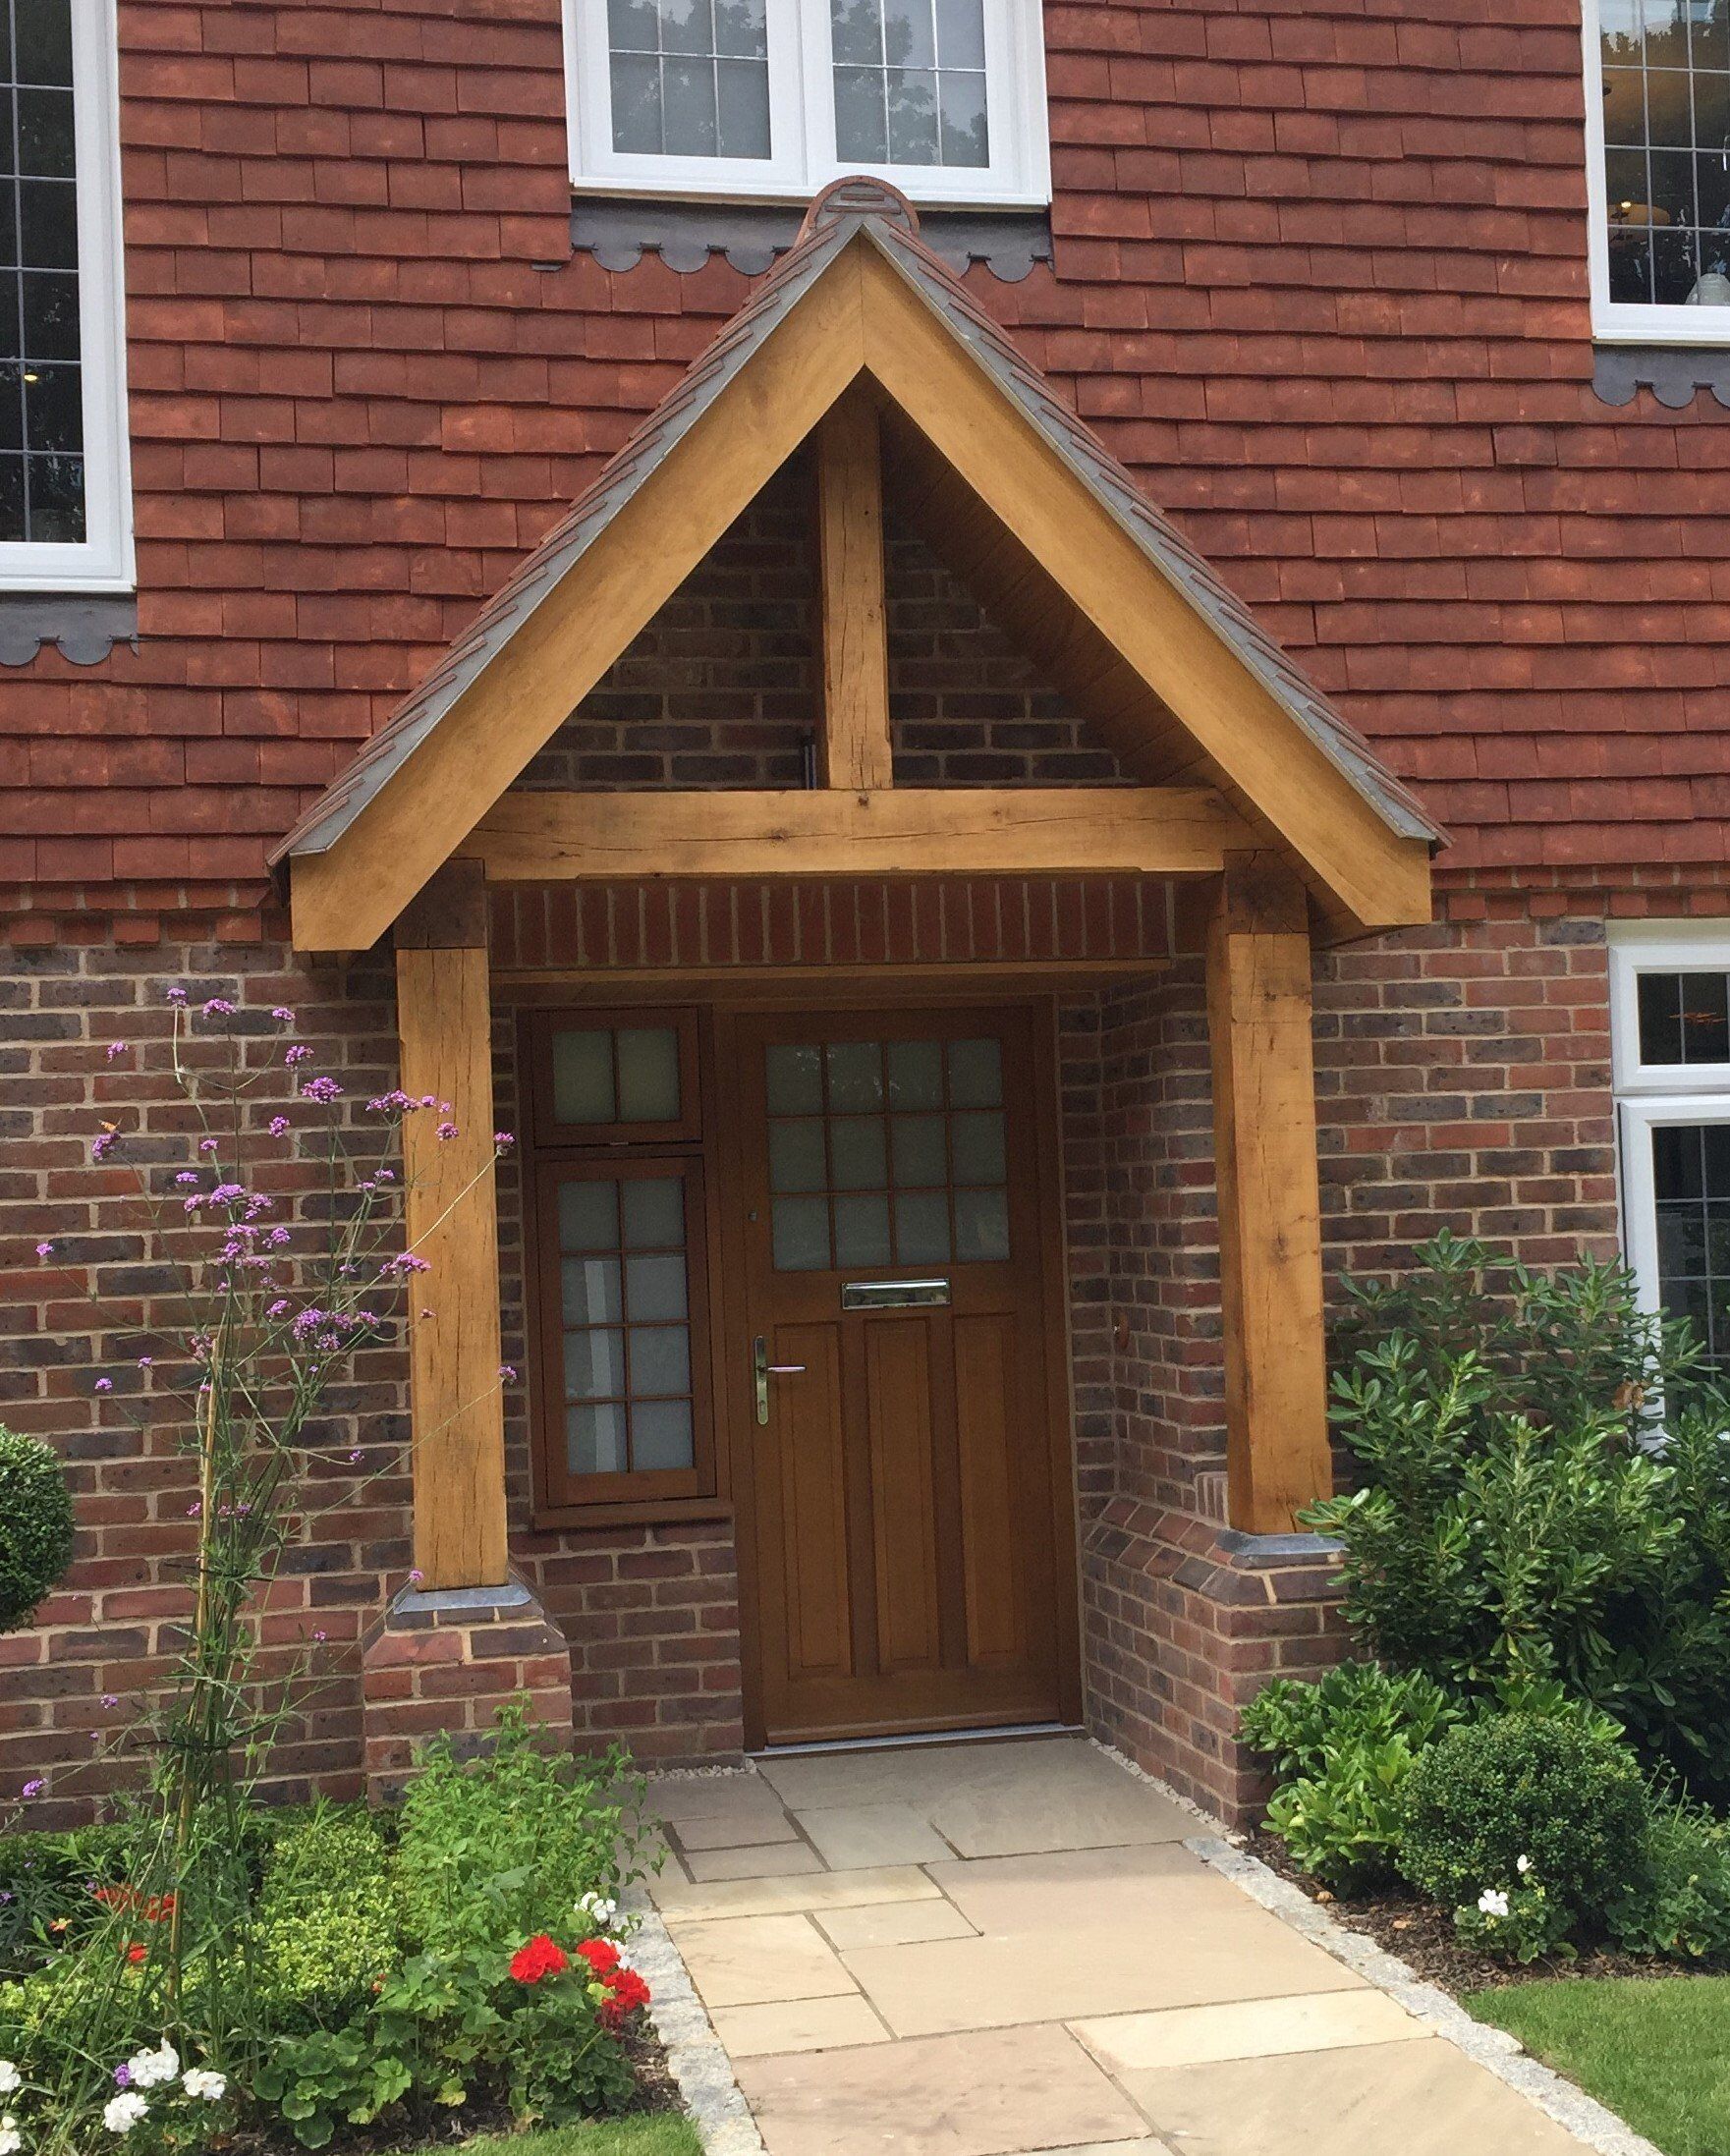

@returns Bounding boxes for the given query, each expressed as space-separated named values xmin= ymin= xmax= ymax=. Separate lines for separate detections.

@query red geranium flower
xmin=599 ymin=1967 xmax=650 ymax=2031
xmin=575 ymin=1937 xmax=621 ymax=1978
xmin=509 ymin=1934 xmax=570 ymax=1984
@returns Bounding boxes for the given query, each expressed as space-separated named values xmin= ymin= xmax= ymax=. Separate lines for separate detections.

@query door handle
xmin=753 ymin=1334 xmax=807 ymax=1425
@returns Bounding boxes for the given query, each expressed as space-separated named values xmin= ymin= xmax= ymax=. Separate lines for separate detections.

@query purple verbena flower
xmin=436 ymin=1121 xmax=460 ymax=1142
xmin=202 ymin=997 xmax=236 ymax=1018
xmin=271 ymin=1006 xmax=296 ymax=1024
xmin=138 ymin=1355 xmax=152 ymax=1369
xmin=21 ymin=1779 xmax=44 ymax=1800
xmin=285 ymin=1045 xmax=312 ymax=1067
xmin=165 ymin=986 xmax=188 ymax=1008
xmin=113 ymin=2064 xmax=132 ymax=2088
xmin=175 ymin=1171 xmax=199 ymax=1186
xmin=35 ymin=1241 xmax=52 ymax=1259
xmin=494 ymin=1131 xmax=516 ymax=1149
xmin=101 ymin=1694 xmax=119 ymax=1709
xmin=301 ymin=1076 xmax=342 ymax=1104
xmin=91 ymin=1131 xmax=117 ymax=1161
xmin=94 ymin=1378 xmax=112 ymax=1395
xmin=105 ymin=1041 xmax=126 ymax=1061
xmin=198 ymin=1137 xmax=219 ymax=1155
xmin=268 ymin=1115 xmax=290 ymax=1137
xmin=498 ymin=1365 xmax=517 ymax=1382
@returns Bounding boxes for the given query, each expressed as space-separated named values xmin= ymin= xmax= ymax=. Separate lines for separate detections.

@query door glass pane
xmin=624 ymin=1176 xmax=685 ymax=1247
xmin=569 ymin=1402 xmax=629 ymax=1476
xmin=625 ymin=1250 xmax=688 ymax=1321
xmin=559 ymin=1178 xmax=619 ymax=1252
xmin=632 ymin=1398 xmax=695 ymax=1470
xmin=766 ymin=1043 xmax=823 ymax=1114
xmin=567 ymin=1327 xmax=627 ymax=1400
xmin=887 ymin=1039 xmax=943 ymax=1109
xmin=894 ymin=1189 xmax=951 ymax=1264
xmin=630 ymin=1325 xmax=691 ymax=1395
xmin=616 ymin=1026 xmax=682 ymax=1120
xmin=834 ymin=1192 xmax=892 ymax=1267
xmin=954 ymin=1186 xmax=1009 ymax=1261
xmin=773 ymin=1194 xmax=831 ymax=1270
xmin=769 ymin=1118 xmax=827 ymax=1192
xmin=552 ymin=1028 xmax=617 ymax=1124
xmin=952 ymin=1110 xmax=1006 ymax=1185
xmin=563 ymin=1255 xmax=623 ymax=1326
xmin=827 ymin=1040 xmax=883 ymax=1111
xmin=891 ymin=1113 xmax=947 ymax=1187
xmin=830 ymin=1116 xmax=888 ymax=1189
xmin=948 ymin=1036 xmax=1002 ymax=1107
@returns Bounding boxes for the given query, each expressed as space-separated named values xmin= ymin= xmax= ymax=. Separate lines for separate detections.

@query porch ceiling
xmin=272 ymin=177 xmax=1442 ymax=956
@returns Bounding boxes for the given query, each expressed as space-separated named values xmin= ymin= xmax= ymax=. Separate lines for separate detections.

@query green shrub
xmin=251 ymin=1803 xmax=403 ymax=2030
xmin=0 ymin=1428 xmax=75 ymax=1633
xmin=1309 ymin=1233 xmax=1730 ymax=1797
xmin=1608 ymin=1796 xmax=1730 ymax=1963
xmin=1399 ymin=1715 xmax=1650 ymax=1939
xmin=394 ymin=1702 xmax=649 ymax=1958
xmin=1241 ymin=1663 xmax=1462 ymax=1891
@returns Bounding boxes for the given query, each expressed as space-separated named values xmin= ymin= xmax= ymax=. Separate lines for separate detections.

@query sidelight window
xmin=0 ymin=0 xmax=131 ymax=589
xmin=562 ymin=0 xmax=1049 ymax=206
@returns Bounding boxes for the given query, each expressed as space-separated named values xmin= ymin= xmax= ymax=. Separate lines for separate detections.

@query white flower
xmin=182 ymin=2071 xmax=227 ymax=2103
xmin=0 ymin=2066 xmax=19 ymax=2096
xmin=578 ymin=1890 xmax=620 ymax=1933
xmin=103 ymin=2092 xmax=148 ymax=2135
xmin=124 ymin=2042 xmax=179 ymax=2091
xmin=1477 ymin=1888 xmax=1511 ymax=1919
xmin=0 ymin=2113 xmax=20 ymax=2156
xmin=1515 ymin=1854 xmax=1532 ymax=1875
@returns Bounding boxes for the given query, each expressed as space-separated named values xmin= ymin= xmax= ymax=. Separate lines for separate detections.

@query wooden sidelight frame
xmin=290 ymin=196 xmax=1440 ymax=1597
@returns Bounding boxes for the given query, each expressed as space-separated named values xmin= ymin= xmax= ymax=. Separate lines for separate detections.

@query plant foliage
xmin=0 ymin=1428 xmax=75 ymax=1634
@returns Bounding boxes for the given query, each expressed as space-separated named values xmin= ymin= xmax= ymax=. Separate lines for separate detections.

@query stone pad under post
xmin=360 ymin=1576 xmax=574 ymax=1798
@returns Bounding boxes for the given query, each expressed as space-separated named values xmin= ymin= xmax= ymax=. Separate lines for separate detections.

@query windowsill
xmin=0 ymin=589 xmax=138 ymax=666
xmin=529 ymin=1495 xmax=734 ymax=1534
xmin=569 ymin=191 xmax=1053 ymax=279
xmin=1592 ymin=343 xmax=1730 ymax=409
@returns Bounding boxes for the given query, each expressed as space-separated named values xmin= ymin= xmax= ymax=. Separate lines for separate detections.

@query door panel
xmin=735 ymin=1006 xmax=1074 ymax=1744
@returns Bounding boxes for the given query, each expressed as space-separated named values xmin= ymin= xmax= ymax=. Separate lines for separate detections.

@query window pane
xmin=1639 ymin=971 xmax=1685 ymax=1063
xmin=831 ymin=0 xmax=884 ymax=67
xmin=934 ymin=0 xmax=984 ymax=68
xmin=570 ymin=1402 xmax=629 ymax=1476
xmin=885 ymin=67 xmax=939 ymax=161
xmin=630 ymin=1324 xmax=691 ymax=1395
xmin=616 ymin=1025 xmax=681 ymax=1121
xmin=632 ymin=1398 xmax=695 ymax=1470
xmin=890 ymin=1112 xmax=947 ymax=1187
xmin=827 ymin=1040 xmax=882 ymax=1111
xmin=887 ymin=1038 xmax=943 ymax=1108
xmin=952 ymin=1110 xmax=1006 ymax=1185
xmin=834 ymin=1191 xmax=892 ymax=1267
xmin=834 ymin=65 xmax=888 ymax=160
xmin=16 ymin=1 xmax=74 ymax=85
xmin=954 ymin=1186 xmax=1010 ymax=1261
xmin=948 ymin=1037 xmax=1003 ymax=1107
xmin=714 ymin=0 xmax=768 ymax=58
xmin=566 ymin=1327 xmax=627 ymax=1400
xmin=610 ymin=0 xmax=661 ymax=48
xmin=559 ymin=1178 xmax=619 ymax=1253
xmin=938 ymin=70 xmax=988 ymax=164
xmin=610 ymin=52 xmax=663 ymax=150
xmin=772 ymin=1194 xmax=831 ymax=1270
xmin=626 ymin=1250 xmax=688 ymax=1320
xmin=1652 ymin=1121 xmax=1730 ymax=1363
xmin=563 ymin=1254 xmax=623 ymax=1326
xmin=662 ymin=54 xmax=719 ymax=153
xmin=661 ymin=0 xmax=715 ymax=54
xmin=552 ymin=1027 xmax=617 ymax=1123
xmin=623 ymin=1176 xmax=686 ymax=1247
xmin=1597 ymin=1 xmax=1730 ymax=307
xmin=608 ymin=0 xmax=769 ymax=160
xmin=716 ymin=57 xmax=771 ymax=155
xmin=883 ymin=0 xmax=934 ymax=68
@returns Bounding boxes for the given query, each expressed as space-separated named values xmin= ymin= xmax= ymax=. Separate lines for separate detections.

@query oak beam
xmin=396 ymin=862 xmax=510 ymax=1590
xmin=815 ymin=393 xmax=894 ymax=792
xmin=1205 ymin=853 xmax=1332 ymax=1534
xmin=470 ymin=787 xmax=1251 ymax=882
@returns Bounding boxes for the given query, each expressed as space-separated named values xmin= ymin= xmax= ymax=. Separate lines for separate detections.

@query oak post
xmin=395 ymin=860 xmax=510 ymax=1588
xmin=1205 ymin=852 xmax=1332 ymax=1533
xmin=815 ymin=391 xmax=894 ymax=792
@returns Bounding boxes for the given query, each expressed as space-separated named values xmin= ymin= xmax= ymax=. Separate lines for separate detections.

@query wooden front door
xmin=731 ymin=1006 xmax=1076 ymax=1745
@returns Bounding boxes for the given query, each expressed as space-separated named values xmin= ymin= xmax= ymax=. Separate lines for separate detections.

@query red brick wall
xmin=4 ymin=0 xmax=1726 ymax=933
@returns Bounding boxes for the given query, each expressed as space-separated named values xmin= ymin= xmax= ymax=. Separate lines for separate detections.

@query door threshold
xmin=753 ymin=1720 xmax=1082 ymax=1758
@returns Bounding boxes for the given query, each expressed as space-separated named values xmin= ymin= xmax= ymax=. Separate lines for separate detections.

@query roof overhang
xmin=274 ymin=180 xmax=1441 ymax=954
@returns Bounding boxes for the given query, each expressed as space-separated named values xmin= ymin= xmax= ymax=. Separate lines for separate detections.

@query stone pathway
xmin=643 ymin=1734 xmax=1606 ymax=2156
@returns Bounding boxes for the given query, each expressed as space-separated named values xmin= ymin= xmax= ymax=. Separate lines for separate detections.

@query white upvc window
xmin=1584 ymin=0 xmax=1730 ymax=343
xmin=0 ymin=0 xmax=132 ymax=592
xmin=1611 ymin=924 xmax=1730 ymax=1360
xmin=564 ymin=0 xmax=1050 ymax=208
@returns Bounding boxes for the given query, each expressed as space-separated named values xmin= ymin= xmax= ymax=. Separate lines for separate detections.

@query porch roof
xmin=271 ymin=178 xmax=1441 ymax=949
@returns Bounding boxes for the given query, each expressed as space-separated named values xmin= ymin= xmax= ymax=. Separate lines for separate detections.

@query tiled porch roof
xmin=271 ymin=177 xmax=1442 ymax=872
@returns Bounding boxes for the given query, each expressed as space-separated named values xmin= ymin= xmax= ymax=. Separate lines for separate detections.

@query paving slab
xmin=645 ymin=1771 xmax=772 ymax=1823
xmin=1072 ymin=1989 xmax=1423 ymax=2073
xmin=655 ymin=1862 xmax=943 ymax=1925
xmin=711 ymin=1993 xmax=891 ymax=2059
xmin=814 ymin=1899 xmax=978 ymax=1950
xmin=684 ymin=1842 xmax=826 ymax=1884
xmin=795 ymin=1801 xmax=956 ymax=1868
xmin=923 ymin=1841 xmax=1211 ymax=1934
xmin=1123 ymin=2037 xmax=1587 ymax=2155
xmin=673 ymin=1912 xmax=857 ymax=2010
xmin=673 ymin=1804 xmax=803 ymax=1852
xmin=842 ymin=1908 xmax=1362 ymax=2036
xmin=735 ymin=2021 xmax=1150 ymax=2156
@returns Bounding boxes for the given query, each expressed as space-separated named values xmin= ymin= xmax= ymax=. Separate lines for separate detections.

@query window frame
xmin=562 ymin=0 xmax=1051 ymax=208
xmin=522 ymin=1006 xmax=725 ymax=1527
xmin=0 ymin=0 xmax=134 ymax=593
xmin=1610 ymin=925 xmax=1730 ymax=1336
xmin=1581 ymin=0 xmax=1730 ymax=346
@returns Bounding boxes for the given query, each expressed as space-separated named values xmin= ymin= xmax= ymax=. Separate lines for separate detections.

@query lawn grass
xmin=1468 ymin=1975 xmax=1730 ymax=2156
xmin=458 ymin=2117 xmax=701 ymax=2156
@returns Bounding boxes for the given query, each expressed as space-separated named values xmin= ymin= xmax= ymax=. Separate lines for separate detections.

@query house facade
xmin=5 ymin=0 xmax=1729 ymax=1826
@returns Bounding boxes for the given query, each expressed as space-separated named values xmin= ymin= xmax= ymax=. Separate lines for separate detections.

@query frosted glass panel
xmin=552 ymin=1029 xmax=616 ymax=1124
xmin=569 ymin=1402 xmax=628 ymax=1475
xmin=772 ymin=1195 xmax=830 ymax=1270
xmin=625 ymin=1251 xmax=687 ymax=1321
xmin=559 ymin=1179 xmax=619 ymax=1253
xmin=616 ymin=1027 xmax=682 ymax=1121
xmin=567 ymin=1327 xmax=627 ymax=1400
xmin=624 ymin=1177 xmax=685 ymax=1248
xmin=562 ymin=1255 xmax=623 ymax=1326
xmin=895 ymin=1190 xmax=950 ymax=1265
xmin=954 ymin=1186 xmax=1010 ymax=1261
xmin=834 ymin=1192 xmax=892 ymax=1267
xmin=631 ymin=1325 xmax=692 ymax=1395
xmin=633 ymin=1399 xmax=695 ymax=1470
xmin=952 ymin=1110 xmax=1006 ymax=1186
xmin=830 ymin=1116 xmax=888 ymax=1190
xmin=766 ymin=1043 xmax=823 ymax=1114
xmin=949 ymin=1036 xmax=1002 ymax=1107
xmin=769 ymin=1118 xmax=827 ymax=1192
